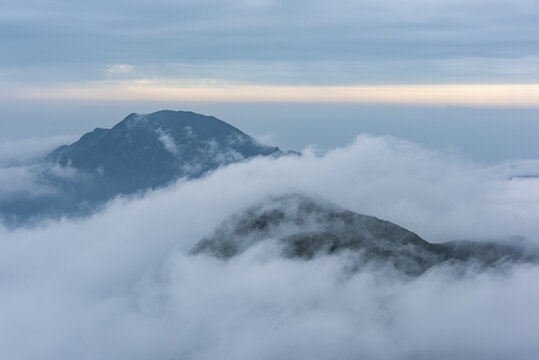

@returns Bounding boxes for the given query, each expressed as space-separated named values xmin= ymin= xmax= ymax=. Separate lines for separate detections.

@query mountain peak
xmin=2 ymin=110 xmax=294 ymax=223
xmin=52 ymin=110 xmax=282 ymax=175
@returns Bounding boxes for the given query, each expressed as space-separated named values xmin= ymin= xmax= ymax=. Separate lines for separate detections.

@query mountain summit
xmin=48 ymin=110 xmax=283 ymax=194
xmin=1 ymin=110 xmax=292 ymax=223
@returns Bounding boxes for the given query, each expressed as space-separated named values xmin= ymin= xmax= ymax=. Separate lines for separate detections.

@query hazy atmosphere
xmin=1 ymin=0 xmax=539 ymax=359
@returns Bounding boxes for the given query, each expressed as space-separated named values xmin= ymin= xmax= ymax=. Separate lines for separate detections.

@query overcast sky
xmin=2 ymin=0 xmax=539 ymax=89
xmin=1 ymin=0 xmax=539 ymax=160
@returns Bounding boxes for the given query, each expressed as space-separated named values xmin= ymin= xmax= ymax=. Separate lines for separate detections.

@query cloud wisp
xmin=0 ymin=135 xmax=539 ymax=359
xmin=106 ymin=64 xmax=134 ymax=76
xmin=0 ymin=135 xmax=76 ymax=167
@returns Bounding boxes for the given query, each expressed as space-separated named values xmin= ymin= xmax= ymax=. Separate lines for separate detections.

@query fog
xmin=1 ymin=135 xmax=538 ymax=359
xmin=0 ymin=136 xmax=76 ymax=167
xmin=0 ymin=136 xmax=79 ymax=201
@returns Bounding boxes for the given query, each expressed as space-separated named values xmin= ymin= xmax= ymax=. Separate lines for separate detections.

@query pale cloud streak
xmin=106 ymin=64 xmax=134 ymax=75
xmin=12 ymin=81 xmax=539 ymax=107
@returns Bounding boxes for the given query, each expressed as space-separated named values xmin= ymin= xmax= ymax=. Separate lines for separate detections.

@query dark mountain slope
xmin=191 ymin=194 xmax=535 ymax=276
xmin=47 ymin=110 xmax=282 ymax=195
xmin=1 ymin=110 xmax=291 ymax=223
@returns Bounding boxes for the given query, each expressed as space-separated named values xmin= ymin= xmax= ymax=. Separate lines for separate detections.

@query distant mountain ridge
xmin=1 ymin=110 xmax=294 ymax=223
xmin=47 ymin=110 xmax=284 ymax=194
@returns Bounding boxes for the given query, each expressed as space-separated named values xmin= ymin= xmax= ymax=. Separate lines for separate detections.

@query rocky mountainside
xmin=191 ymin=193 xmax=535 ymax=276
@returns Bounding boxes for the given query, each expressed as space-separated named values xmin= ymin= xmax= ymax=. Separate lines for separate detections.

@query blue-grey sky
xmin=1 ymin=0 xmax=539 ymax=161
xmin=2 ymin=99 xmax=539 ymax=164
xmin=2 ymin=0 xmax=539 ymax=86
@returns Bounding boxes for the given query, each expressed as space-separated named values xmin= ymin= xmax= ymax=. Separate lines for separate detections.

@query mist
xmin=1 ymin=134 xmax=538 ymax=359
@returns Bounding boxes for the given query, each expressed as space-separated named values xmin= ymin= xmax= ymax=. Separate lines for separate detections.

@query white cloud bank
xmin=1 ymin=135 xmax=539 ymax=359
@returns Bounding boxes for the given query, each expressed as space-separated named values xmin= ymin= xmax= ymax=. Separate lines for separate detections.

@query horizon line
xmin=9 ymin=82 xmax=539 ymax=107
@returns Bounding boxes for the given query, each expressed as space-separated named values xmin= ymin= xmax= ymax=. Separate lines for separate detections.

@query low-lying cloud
xmin=1 ymin=135 xmax=538 ymax=359
xmin=0 ymin=136 xmax=79 ymax=201
xmin=0 ymin=135 xmax=75 ymax=167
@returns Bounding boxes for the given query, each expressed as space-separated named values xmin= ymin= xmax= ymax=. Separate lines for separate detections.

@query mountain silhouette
xmin=1 ymin=110 xmax=293 ymax=223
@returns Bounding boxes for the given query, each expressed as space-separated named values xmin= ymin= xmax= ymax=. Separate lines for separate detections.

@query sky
xmin=2 ymin=0 xmax=539 ymax=161
xmin=2 ymin=0 xmax=539 ymax=87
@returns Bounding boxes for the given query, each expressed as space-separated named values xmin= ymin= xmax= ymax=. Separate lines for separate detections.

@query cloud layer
xmin=1 ymin=135 xmax=539 ymax=359
xmin=1 ymin=0 xmax=539 ymax=87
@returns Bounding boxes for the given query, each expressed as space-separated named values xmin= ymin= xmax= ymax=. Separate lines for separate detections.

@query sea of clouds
xmin=1 ymin=134 xmax=539 ymax=359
